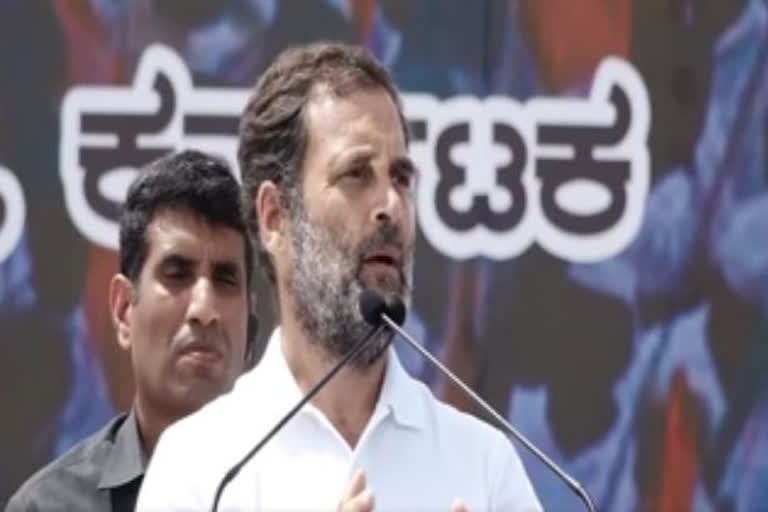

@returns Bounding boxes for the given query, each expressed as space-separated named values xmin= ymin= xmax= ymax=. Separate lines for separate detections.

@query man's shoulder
xmin=156 ymin=367 xmax=264 ymax=454
xmin=413 ymin=383 xmax=539 ymax=502
xmin=139 ymin=368 xmax=273 ymax=509
xmin=5 ymin=415 xmax=124 ymax=511
xmin=403 ymin=377 xmax=515 ymax=463
xmin=407 ymin=376 xmax=506 ymax=445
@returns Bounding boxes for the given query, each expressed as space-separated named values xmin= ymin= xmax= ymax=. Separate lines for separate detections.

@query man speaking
xmin=137 ymin=42 xmax=542 ymax=511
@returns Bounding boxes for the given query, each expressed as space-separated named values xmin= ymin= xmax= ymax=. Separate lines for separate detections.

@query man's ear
xmin=256 ymin=181 xmax=286 ymax=259
xmin=109 ymin=274 xmax=134 ymax=351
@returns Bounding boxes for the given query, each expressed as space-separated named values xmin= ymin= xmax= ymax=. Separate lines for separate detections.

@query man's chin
xmin=358 ymin=271 xmax=404 ymax=300
xmin=349 ymin=331 xmax=393 ymax=369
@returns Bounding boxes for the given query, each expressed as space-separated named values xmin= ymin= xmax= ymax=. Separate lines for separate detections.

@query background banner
xmin=1 ymin=1 xmax=765 ymax=510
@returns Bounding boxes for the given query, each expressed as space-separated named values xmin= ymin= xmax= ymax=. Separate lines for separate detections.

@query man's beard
xmin=286 ymin=202 xmax=413 ymax=368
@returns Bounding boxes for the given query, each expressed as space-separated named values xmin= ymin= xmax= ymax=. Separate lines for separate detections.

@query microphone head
xmin=359 ymin=289 xmax=387 ymax=326
xmin=385 ymin=297 xmax=407 ymax=326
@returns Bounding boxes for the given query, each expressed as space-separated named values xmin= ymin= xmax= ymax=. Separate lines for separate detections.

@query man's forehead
xmin=144 ymin=210 xmax=245 ymax=262
xmin=304 ymin=89 xmax=406 ymax=157
xmin=306 ymin=85 xmax=401 ymax=127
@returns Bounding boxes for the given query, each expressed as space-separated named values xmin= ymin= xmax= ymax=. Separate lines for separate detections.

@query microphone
xmin=375 ymin=295 xmax=598 ymax=512
xmin=211 ymin=290 xmax=389 ymax=511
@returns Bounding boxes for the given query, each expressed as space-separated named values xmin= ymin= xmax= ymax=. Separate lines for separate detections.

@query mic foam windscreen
xmin=359 ymin=289 xmax=387 ymax=326
xmin=386 ymin=297 xmax=406 ymax=326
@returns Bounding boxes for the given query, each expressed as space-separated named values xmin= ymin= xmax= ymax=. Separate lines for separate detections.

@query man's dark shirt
xmin=4 ymin=411 xmax=146 ymax=512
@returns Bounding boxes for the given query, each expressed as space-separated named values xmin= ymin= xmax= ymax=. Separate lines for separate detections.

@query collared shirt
xmin=137 ymin=328 xmax=542 ymax=511
xmin=5 ymin=410 xmax=146 ymax=512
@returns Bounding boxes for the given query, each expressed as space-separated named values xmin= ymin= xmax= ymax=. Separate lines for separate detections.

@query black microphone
xmin=211 ymin=290 xmax=389 ymax=511
xmin=374 ymin=295 xmax=598 ymax=512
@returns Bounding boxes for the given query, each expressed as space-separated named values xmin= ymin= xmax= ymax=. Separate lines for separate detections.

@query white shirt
xmin=136 ymin=328 xmax=542 ymax=511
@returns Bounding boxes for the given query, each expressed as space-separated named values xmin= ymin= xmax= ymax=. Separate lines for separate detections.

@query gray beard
xmin=285 ymin=202 xmax=412 ymax=368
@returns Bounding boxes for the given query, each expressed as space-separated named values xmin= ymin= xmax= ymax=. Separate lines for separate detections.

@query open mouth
xmin=365 ymin=254 xmax=398 ymax=267
xmin=363 ymin=245 xmax=403 ymax=269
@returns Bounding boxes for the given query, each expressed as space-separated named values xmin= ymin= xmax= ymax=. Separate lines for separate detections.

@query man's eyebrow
xmin=330 ymin=148 xmax=375 ymax=171
xmin=392 ymin=156 xmax=418 ymax=178
xmin=158 ymin=253 xmax=195 ymax=268
xmin=213 ymin=260 xmax=242 ymax=276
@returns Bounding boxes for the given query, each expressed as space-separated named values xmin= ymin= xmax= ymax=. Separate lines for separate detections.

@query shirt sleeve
xmin=488 ymin=431 xmax=544 ymax=512
xmin=4 ymin=488 xmax=39 ymax=512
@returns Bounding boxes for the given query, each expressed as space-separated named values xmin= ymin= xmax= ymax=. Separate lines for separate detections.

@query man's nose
xmin=371 ymin=182 xmax=406 ymax=226
xmin=186 ymin=278 xmax=221 ymax=327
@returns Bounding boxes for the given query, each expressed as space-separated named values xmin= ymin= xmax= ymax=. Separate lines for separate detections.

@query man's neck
xmin=133 ymin=400 xmax=178 ymax=457
xmin=279 ymin=307 xmax=387 ymax=448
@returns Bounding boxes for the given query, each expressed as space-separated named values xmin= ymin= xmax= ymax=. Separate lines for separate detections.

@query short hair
xmin=119 ymin=150 xmax=256 ymax=356
xmin=237 ymin=41 xmax=409 ymax=284
xmin=119 ymin=149 xmax=253 ymax=286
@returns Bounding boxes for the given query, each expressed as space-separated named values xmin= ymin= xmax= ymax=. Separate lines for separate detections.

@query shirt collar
xmin=260 ymin=327 xmax=306 ymax=410
xmin=376 ymin=343 xmax=426 ymax=430
xmin=98 ymin=409 xmax=148 ymax=490
xmin=260 ymin=327 xmax=427 ymax=431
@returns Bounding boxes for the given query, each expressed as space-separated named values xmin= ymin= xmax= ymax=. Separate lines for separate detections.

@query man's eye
xmin=164 ymin=269 xmax=187 ymax=280
xmin=344 ymin=163 xmax=375 ymax=182
xmin=394 ymin=172 xmax=412 ymax=188
xmin=219 ymin=275 xmax=239 ymax=286
xmin=215 ymin=270 xmax=241 ymax=287
xmin=163 ymin=264 xmax=184 ymax=277
xmin=346 ymin=167 xmax=365 ymax=179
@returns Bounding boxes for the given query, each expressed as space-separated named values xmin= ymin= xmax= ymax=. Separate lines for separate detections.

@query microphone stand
xmin=211 ymin=323 xmax=386 ymax=511
xmin=381 ymin=313 xmax=598 ymax=512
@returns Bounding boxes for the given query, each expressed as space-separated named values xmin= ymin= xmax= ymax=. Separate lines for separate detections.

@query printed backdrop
xmin=1 ymin=1 xmax=766 ymax=510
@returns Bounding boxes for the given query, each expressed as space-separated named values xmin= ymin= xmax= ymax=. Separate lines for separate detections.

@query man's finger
xmin=342 ymin=489 xmax=374 ymax=512
xmin=337 ymin=470 xmax=375 ymax=512
xmin=451 ymin=499 xmax=469 ymax=512
xmin=341 ymin=469 xmax=367 ymax=501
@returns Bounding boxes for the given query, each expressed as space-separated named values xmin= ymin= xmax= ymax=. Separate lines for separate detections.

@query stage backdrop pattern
xmin=0 ymin=1 xmax=766 ymax=510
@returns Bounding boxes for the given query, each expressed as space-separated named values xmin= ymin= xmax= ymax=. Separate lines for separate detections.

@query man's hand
xmin=452 ymin=499 xmax=470 ymax=512
xmin=337 ymin=470 xmax=374 ymax=512
xmin=337 ymin=471 xmax=471 ymax=512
